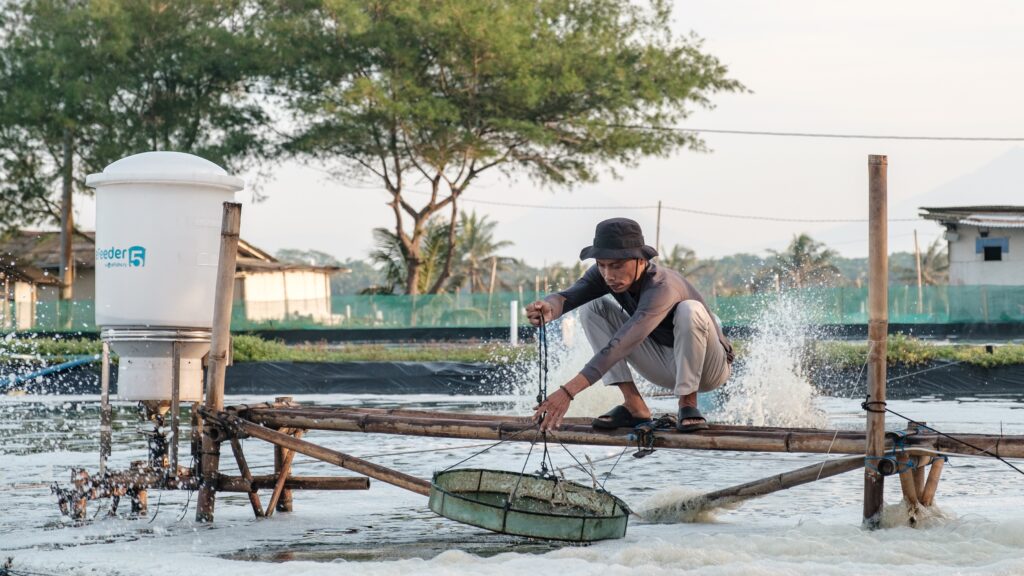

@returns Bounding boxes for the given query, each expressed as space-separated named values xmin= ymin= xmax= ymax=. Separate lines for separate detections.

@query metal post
xmin=196 ymin=202 xmax=242 ymax=522
xmin=864 ymin=154 xmax=888 ymax=528
xmin=99 ymin=341 xmax=112 ymax=475
xmin=169 ymin=341 xmax=181 ymax=476
xmin=510 ymin=300 xmax=518 ymax=346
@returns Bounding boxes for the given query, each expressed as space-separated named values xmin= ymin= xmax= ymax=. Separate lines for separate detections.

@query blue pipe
xmin=10 ymin=354 xmax=101 ymax=386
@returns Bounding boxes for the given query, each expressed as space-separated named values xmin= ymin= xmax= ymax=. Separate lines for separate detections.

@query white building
xmin=920 ymin=206 xmax=1024 ymax=286
xmin=0 ymin=231 xmax=345 ymax=328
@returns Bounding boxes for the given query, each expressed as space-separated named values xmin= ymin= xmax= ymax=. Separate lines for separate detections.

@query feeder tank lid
xmin=85 ymin=151 xmax=244 ymax=191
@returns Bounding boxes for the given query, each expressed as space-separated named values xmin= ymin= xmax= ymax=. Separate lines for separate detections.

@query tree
xmin=266 ymin=0 xmax=743 ymax=294
xmin=0 ymin=0 xmax=268 ymax=297
xmin=368 ymin=217 xmax=453 ymax=294
xmin=757 ymin=234 xmax=841 ymax=290
xmin=658 ymin=244 xmax=702 ymax=275
xmin=894 ymin=238 xmax=948 ymax=286
xmin=275 ymin=249 xmax=343 ymax=267
xmin=454 ymin=210 xmax=513 ymax=293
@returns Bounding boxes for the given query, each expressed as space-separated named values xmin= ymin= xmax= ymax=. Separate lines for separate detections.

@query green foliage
xmin=0 ymin=0 xmax=269 ymax=231
xmin=231 ymin=334 xmax=532 ymax=364
xmin=805 ymin=335 xmax=1024 ymax=370
xmin=756 ymin=234 xmax=841 ymax=291
xmin=264 ymin=0 xmax=743 ymax=294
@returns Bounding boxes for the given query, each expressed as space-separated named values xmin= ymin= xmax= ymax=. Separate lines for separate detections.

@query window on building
xmin=984 ymin=245 xmax=1002 ymax=261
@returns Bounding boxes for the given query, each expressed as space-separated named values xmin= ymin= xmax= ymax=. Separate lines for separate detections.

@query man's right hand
xmin=525 ymin=300 xmax=553 ymax=326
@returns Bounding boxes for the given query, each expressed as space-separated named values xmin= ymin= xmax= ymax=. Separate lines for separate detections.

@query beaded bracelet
xmin=559 ymin=385 xmax=575 ymax=400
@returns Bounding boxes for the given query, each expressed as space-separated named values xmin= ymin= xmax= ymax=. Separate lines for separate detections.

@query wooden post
xmin=914 ymin=229 xmax=924 ymax=314
xmin=273 ymin=397 xmax=295 ymax=512
xmin=229 ymin=438 xmax=264 ymax=517
xmin=920 ymin=456 xmax=945 ymax=507
xmin=655 ymin=200 xmax=662 ymax=255
xmin=267 ymin=432 xmax=301 ymax=517
xmin=271 ymin=429 xmax=304 ymax=514
xmin=896 ymin=452 xmax=919 ymax=507
xmin=196 ymin=202 xmax=242 ymax=522
xmin=59 ymin=128 xmax=74 ymax=303
xmin=169 ymin=341 xmax=181 ymax=475
xmin=99 ymin=341 xmax=112 ymax=476
xmin=863 ymin=154 xmax=888 ymax=529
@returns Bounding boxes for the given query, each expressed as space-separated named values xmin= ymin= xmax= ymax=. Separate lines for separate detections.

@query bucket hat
xmin=579 ymin=218 xmax=658 ymax=261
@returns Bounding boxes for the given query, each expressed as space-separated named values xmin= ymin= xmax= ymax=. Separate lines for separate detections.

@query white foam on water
xmin=632 ymin=485 xmax=741 ymax=524
xmin=714 ymin=293 xmax=828 ymax=428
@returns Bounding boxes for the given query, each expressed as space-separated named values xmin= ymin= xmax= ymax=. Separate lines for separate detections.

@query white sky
xmin=78 ymin=1 xmax=1024 ymax=266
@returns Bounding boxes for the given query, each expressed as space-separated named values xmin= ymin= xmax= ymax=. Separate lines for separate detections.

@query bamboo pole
xmin=914 ymin=229 xmax=924 ymax=314
xmin=217 ymin=475 xmax=369 ymax=492
xmin=169 ymin=341 xmax=181 ymax=475
xmin=896 ymin=452 xmax=919 ymax=508
xmin=267 ymin=429 xmax=303 ymax=516
xmin=229 ymin=438 xmax=264 ymax=517
xmin=273 ymin=397 xmax=296 ymax=513
xmin=235 ymin=406 xmax=1024 ymax=458
xmin=196 ymin=202 xmax=242 ymax=522
xmin=677 ymin=455 xmax=864 ymax=513
xmin=920 ymin=457 xmax=945 ymax=507
xmin=913 ymin=455 xmax=928 ymax=497
xmin=203 ymin=409 xmax=431 ymax=496
xmin=864 ymin=154 xmax=888 ymax=529
xmin=99 ymin=341 xmax=111 ymax=476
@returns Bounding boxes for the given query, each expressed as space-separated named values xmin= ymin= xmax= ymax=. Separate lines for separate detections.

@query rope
xmin=867 ymin=399 xmax=1024 ymax=477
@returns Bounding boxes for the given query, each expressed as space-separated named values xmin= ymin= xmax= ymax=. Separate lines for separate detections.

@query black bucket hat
xmin=579 ymin=218 xmax=658 ymax=261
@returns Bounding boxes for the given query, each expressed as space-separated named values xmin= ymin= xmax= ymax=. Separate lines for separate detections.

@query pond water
xmin=2 ymin=388 xmax=1023 ymax=576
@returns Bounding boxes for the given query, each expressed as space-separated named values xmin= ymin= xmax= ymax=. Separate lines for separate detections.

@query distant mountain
xmin=900 ymin=147 xmax=1024 ymax=212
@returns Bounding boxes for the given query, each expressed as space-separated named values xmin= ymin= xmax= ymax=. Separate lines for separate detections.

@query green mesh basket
xmin=429 ymin=468 xmax=631 ymax=542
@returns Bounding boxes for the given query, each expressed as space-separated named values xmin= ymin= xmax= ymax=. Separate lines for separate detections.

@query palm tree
xmin=368 ymin=217 xmax=452 ymax=294
xmin=658 ymin=244 xmax=702 ymax=275
xmin=758 ymin=234 xmax=841 ymax=290
xmin=454 ymin=211 xmax=515 ymax=293
xmin=895 ymin=238 xmax=949 ymax=286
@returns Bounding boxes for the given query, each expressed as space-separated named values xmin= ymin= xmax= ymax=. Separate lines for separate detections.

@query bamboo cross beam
xmin=640 ymin=455 xmax=865 ymax=522
xmin=233 ymin=406 xmax=1024 ymax=459
xmin=202 ymin=408 xmax=431 ymax=496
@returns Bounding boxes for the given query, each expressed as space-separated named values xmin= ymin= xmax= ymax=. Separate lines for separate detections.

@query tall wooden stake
xmin=655 ymin=200 xmax=662 ymax=255
xmin=59 ymin=129 xmax=74 ymax=304
xmin=863 ymin=155 xmax=888 ymax=529
xmin=914 ymin=229 xmax=923 ymax=314
xmin=99 ymin=341 xmax=111 ymax=475
xmin=196 ymin=202 xmax=242 ymax=522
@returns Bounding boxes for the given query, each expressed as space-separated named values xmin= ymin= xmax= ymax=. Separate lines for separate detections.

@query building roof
xmin=0 ymin=256 xmax=61 ymax=286
xmin=919 ymin=206 xmax=1024 ymax=229
xmin=0 ymin=230 xmax=346 ymax=276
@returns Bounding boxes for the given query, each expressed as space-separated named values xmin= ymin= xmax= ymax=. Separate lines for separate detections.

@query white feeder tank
xmin=87 ymin=152 xmax=244 ymax=402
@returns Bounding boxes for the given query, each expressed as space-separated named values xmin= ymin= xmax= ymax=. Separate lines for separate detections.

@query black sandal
xmin=676 ymin=405 xmax=709 ymax=433
xmin=592 ymin=405 xmax=653 ymax=430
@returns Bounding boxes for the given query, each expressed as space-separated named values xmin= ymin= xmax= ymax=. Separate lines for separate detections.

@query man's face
xmin=596 ymin=258 xmax=643 ymax=293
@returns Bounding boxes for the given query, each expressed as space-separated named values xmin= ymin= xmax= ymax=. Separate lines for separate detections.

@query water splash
xmin=508 ymin=314 xmax=628 ymax=417
xmin=713 ymin=293 xmax=828 ymax=428
xmin=632 ymin=486 xmax=741 ymax=524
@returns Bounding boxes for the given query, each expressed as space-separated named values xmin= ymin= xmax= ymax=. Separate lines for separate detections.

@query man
xmin=527 ymin=218 xmax=733 ymax=433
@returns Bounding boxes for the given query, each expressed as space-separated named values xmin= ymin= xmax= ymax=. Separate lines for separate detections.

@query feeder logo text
xmin=96 ymin=245 xmax=147 ymax=269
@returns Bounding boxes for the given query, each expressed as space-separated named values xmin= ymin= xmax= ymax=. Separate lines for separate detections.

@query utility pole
xmin=914 ymin=229 xmax=923 ymax=314
xmin=655 ymin=200 xmax=662 ymax=256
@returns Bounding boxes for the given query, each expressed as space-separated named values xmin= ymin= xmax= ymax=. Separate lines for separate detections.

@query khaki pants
xmin=579 ymin=296 xmax=731 ymax=396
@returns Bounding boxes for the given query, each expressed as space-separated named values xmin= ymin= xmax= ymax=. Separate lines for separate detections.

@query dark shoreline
xmin=4 ymin=359 xmax=1022 ymax=400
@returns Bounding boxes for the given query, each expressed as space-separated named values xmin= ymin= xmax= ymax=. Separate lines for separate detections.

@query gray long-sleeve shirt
xmin=544 ymin=263 xmax=733 ymax=385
